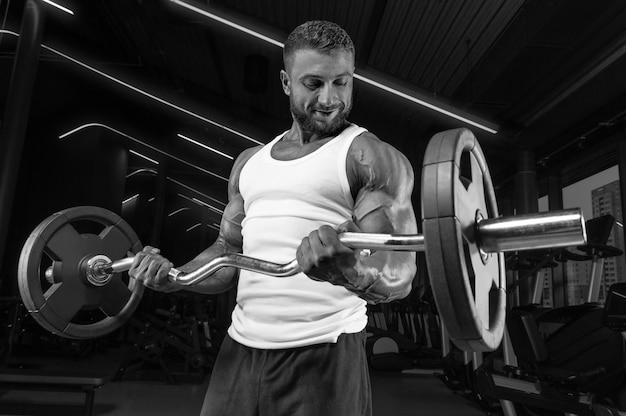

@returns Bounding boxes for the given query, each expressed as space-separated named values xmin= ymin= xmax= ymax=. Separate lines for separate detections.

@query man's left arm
xmin=296 ymin=133 xmax=417 ymax=303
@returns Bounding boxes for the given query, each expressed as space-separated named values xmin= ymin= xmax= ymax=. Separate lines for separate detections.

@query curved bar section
xmin=95 ymin=253 xmax=301 ymax=285
xmin=172 ymin=254 xmax=301 ymax=285
xmin=96 ymin=233 xmax=427 ymax=286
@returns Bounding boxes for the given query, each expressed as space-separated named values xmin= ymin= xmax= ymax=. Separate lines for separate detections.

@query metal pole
xmin=515 ymin=150 xmax=539 ymax=305
xmin=586 ymin=255 xmax=604 ymax=303
xmin=531 ymin=271 xmax=545 ymax=304
xmin=0 ymin=0 xmax=44 ymax=273
xmin=547 ymin=174 xmax=567 ymax=307
xmin=149 ymin=163 xmax=168 ymax=247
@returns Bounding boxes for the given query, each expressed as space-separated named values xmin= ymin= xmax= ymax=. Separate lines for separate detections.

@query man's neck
xmin=284 ymin=120 xmax=349 ymax=145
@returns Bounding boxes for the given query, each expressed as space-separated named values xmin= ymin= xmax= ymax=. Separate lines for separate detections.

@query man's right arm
xmin=129 ymin=146 xmax=260 ymax=294
xmin=174 ymin=191 xmax=245 ymax=294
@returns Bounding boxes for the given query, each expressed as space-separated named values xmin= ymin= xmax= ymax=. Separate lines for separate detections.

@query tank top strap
xmin=334 ymin=124 xmax=367 ymax=161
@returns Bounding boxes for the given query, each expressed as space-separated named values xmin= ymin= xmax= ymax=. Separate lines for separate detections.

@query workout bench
xmin=0 ymin=369 xmax=107 ymax=416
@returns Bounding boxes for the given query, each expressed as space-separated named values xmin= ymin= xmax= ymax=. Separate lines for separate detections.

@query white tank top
xmin=229 ymin=124 xmax=368 ymax=349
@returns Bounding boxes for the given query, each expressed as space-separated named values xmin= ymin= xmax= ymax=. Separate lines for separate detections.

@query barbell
xmin=17 ymin=128 xmax=587 ymax=352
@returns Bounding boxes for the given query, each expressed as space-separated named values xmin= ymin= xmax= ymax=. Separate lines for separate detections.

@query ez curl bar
xmin=17 ymin=128 xmax=587 ymax=352
xmin=70 ymin=209 xmax=584 ymax=286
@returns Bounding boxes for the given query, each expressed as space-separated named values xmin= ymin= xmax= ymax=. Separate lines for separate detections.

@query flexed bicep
xmin=345 ymin=133 xmax=418 ymax=302
xmin=350 ymin=134 xmax=417 ymax=236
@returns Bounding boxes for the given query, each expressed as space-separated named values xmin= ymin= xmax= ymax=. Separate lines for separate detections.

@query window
xmin=562 ymin=166 xmax=623 ymax=305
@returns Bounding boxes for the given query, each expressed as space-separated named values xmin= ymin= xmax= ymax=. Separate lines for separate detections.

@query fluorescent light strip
xmin=0 ymin=29 xmax=263 ymax=146
xmin=177 ymin=193 xmax=225 ymax=215
xmin=39 ymin=43 xmax=263 ymax=145
xmin=178 ymin=133 xmax=234 ymax=160
xmin=352 ymin=74 xmax=498 ymax=134
xmin=207 ymin=223 xmax=220 ymax=231
xmin=192 ymin=197 xmax=225 ymax=215
xmin=169 ymin=1 xmax=497 ymax=134
xmin=122 ymin=194 xmax=139 ymax=205
xmin=129 ymin=149 xmax=159 ymax=164
xmin=168 ymin=207 xmax=190 ymax=217
xmin=186 ymin=223 xmax=202 ymax=232
xmin=40 ymin=0 xmax=74 ymax=15
xmin=59 ymin=123 xmax=228 ymax=182
xmin=0 ymin=29 xmax=19 ymax=38
xmin=126 ymin=168 xmax=158 ymax=179
xmin=167 ymin=177 xmax=226 ymax=207
xmin=170 ymin=0 xmax=283 ymax=48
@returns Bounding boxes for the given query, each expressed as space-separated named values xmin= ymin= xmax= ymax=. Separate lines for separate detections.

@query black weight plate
xmin=18 ymin=206 xmax=144 ymax=339
xmin=421 ymin=129 xmax=506 ymax=352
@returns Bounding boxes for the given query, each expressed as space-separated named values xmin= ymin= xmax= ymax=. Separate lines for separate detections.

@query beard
xmin=290 ymin=100 xmax=352 ymax=137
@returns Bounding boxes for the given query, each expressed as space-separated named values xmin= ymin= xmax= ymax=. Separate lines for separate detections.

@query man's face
xmin=281 ymin=49 xmax=354 ymax=137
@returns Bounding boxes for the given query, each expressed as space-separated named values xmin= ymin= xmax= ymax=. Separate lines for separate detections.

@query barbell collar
xmin=84 ymin=255 xmax=115 ymax=286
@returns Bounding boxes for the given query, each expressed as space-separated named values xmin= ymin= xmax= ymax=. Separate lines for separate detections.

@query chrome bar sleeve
xmin=477 ymin=208 xmax=587 ymax=253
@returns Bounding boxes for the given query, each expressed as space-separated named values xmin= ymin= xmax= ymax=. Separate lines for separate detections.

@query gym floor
xmin=0 ymin=343 xmax=489 ymax=416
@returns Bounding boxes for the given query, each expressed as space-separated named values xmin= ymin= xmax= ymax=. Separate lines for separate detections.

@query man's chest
xmin=270 ymin=138 xmax=335 ymax=160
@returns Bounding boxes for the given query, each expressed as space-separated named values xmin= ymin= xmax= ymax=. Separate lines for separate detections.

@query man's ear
xmin=280 ymin=70 xmax=290 ymax=95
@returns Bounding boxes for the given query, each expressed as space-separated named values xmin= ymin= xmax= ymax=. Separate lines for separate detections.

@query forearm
xmin=316 ymin=251 xmax=415 ymax=304
xmin=178 ymin=185 xmax=245 ymax=294
xmin=350 ymin=252 xmax=416 ymax=303
xmin=174 ymin=242 xmax=239 ymax=295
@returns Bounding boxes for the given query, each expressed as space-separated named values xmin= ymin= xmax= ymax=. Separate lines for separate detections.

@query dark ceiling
xmin=2 ymin=0 xmax=626 ymax=261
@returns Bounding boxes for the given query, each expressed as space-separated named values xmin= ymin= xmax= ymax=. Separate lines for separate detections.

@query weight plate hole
xmin=459 ymin=151 xmax=472 ymax=191
xmin=463 ymin=242 xmax=475 ymax=298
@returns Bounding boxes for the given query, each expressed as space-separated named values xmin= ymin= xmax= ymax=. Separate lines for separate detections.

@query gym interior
xmin=2 ymin=1 xmax=626 ymax=415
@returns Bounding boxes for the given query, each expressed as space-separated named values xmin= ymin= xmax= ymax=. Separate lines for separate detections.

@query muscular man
xmin=130 ymin=20 xmax=417 ymax=416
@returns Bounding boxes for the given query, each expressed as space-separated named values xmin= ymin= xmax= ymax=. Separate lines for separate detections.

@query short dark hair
xmin=283 ymin=21 xmax=355 ymax=70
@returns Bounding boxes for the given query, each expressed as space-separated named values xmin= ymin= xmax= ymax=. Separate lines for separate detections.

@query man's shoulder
xmin=349 ymin=130 xmax=404 ymax=159
xmin=230 ymin=145 xmax=264 ymax=185
xmin=239 ymin=144 xmax=264 ymax=159
xmin=346 ymin=130 xmax=413 ymax=192
xmin=235 ymin=145 xmax=263 ymax=167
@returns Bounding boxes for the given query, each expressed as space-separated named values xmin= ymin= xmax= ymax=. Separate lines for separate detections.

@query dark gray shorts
xmin=200 ymin=331 xmax=372 ymax=416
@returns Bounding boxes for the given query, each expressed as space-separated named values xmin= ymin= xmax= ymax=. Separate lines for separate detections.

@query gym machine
xmin=475 ymin=215 xmax=626 ymax=415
